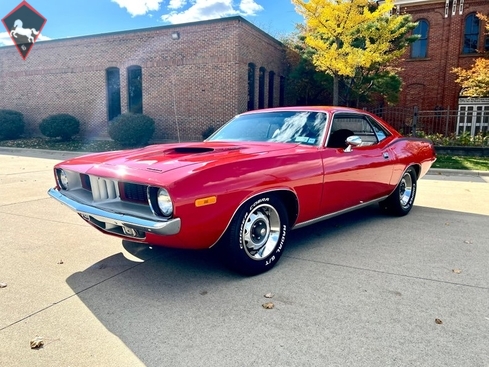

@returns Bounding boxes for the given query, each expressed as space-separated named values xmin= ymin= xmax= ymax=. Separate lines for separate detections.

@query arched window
xmin=279 ymin=76 xmax=285 ymax=107
xmin=247 ymin=63 xmax=255 ymax=111
xmin=411 ymin=20 xmax=429 ymax=58
xmin=258 ymin=67 xmax=266 ymax=109
xmin=463 ymin=13 xmax=480 ymax=54
xmin=106 ymin=67 xmax=121 ymax=121
xmin=268 ymin=71 xmax=275 ymax=108
xmin=127 ymin=65 xmax=142 ymax=113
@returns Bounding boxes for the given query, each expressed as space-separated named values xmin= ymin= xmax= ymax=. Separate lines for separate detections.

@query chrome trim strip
xmin=48 ymin=188 xmax=181 ymax=235
xmin=292 ymin=196 xmax=388 ymax=230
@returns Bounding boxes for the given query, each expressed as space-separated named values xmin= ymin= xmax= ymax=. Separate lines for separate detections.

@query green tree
xmin=282 ymin=31 xmax=334 ymax=105
xmin=292 ymin=0 xmax=417 ymax=106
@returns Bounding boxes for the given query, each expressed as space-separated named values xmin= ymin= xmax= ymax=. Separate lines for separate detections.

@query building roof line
xmin=0 ymin=15 xmax=282 ymax=49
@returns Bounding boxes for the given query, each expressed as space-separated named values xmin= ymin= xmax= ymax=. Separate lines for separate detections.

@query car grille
xmin=80 ymin=174 xmax=147 ymax=204
xmin=122 ymin=182 xmax=147 ymax=203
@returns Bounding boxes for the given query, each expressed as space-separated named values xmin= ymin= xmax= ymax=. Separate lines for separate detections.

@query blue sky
xmin=0 ymin=0 xmax=303 ymax=47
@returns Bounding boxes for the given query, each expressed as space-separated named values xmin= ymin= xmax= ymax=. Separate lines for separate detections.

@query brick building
xmin=0 ymin=16 xmax=286 ymax=141
xmin=396 ymin=0 xmax=489 ymax=110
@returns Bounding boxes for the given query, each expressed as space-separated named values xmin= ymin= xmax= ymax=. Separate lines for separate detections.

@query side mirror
xmin=344 ymin=136 xmax=362 ymax=152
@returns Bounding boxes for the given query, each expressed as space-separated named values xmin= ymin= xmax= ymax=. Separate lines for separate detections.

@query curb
xmin=0 ymin=146 xmax=89 ymax=159
xmin=427 ymin=168 xmax=489 ymax=177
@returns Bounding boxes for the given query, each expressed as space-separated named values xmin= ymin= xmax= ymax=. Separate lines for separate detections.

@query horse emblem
xmin=10 ymin=19 xmax=39 ymax=43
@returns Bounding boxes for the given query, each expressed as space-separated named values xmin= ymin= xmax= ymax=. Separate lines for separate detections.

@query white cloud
xmin=111 ymin=0 xmax=163 ymax=17
xmin=0 ymin=32 xmax=50 ymax=47
xmin=161 ymin=0 xmax=263 ymax=24
xmin=0 ymin=32 xmax=14 ymax=47
xmin=36 ymin=34 xmax=51 ymax=42
xmin=239 ymin=0 xmax=263 ymax=15
xmin=168 ymin=0 xmax=187 ymax=10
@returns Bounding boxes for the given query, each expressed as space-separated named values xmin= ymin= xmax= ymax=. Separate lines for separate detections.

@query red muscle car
xmin=48 ymin=107 xmax=436 ymax=275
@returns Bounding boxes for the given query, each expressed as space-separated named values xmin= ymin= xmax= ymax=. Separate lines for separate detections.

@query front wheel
xmin=224 ymin=194 xmax=288 ymax=276
xmin=380 ymin=167 xmax=417 ymax=216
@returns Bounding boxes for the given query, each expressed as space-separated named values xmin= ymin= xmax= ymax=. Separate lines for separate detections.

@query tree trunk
xmin=333 ymin=74 xmax=339 ymax=106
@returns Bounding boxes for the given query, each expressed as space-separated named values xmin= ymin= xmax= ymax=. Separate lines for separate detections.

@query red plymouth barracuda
xmin=48 ymin=107 xmax=436 ymax=275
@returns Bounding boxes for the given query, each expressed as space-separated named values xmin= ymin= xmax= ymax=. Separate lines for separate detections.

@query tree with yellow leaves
xmin=452 ymin=13 xmax=489 ymax=98
xmin=292 ymin=0 xmax=417 ymax=105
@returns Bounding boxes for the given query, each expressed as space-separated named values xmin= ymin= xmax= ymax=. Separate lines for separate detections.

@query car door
xmin=319 ymin=113 xmax=396 ymax=215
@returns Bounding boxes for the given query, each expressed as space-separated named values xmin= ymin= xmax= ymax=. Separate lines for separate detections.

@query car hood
xmin=63 ymin=141 xmax=298 ymax=176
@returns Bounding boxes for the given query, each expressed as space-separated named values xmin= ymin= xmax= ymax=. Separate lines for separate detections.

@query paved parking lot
xmin=1 ymin=149 xmax=488 ymax=367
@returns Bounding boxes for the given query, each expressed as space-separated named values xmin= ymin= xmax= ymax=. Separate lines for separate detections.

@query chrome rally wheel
xmin=226 ymin=194 xmax=288 ymax=275
xmin=242 ymin=203 xmax=281 ymax=260
xmin=380 ymin=167 xmax=417 ymax=216
xmin=399 ymin=171 xmax=414 ymax=209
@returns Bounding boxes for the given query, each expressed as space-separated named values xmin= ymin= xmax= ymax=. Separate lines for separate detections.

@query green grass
xmin=432 ymin=155 xmax=489 ymax=171
xmin=1 ymin=138 xmax=489 ymax=171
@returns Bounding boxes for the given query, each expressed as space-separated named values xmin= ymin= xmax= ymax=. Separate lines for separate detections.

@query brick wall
xmin=397 ymin=0 xmax=489 ymax=110
xmin=0 ymin=16 xmax=286 ymax=141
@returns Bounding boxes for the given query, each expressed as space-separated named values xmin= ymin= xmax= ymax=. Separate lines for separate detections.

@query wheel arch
xmin=271 ymin=189 xmax=299 ymax=227
xmin=211 ymin=188 xmax=299 ymax=249
xmin=239 ymin=189 xmax=299 ymax=227
xmin=410 ymin=163 xmax=421 ymax=180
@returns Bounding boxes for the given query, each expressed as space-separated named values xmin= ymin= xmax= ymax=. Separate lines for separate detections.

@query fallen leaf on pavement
xmin=452 ymin=269 xmax=462 ymax=274
xmin=57 ymin=260 xmax=64 ymax=265
xmin=435 ymin=318 xmax=443 ymax=325
xmin=30 ymin=336 xmax=44 ymax=349
xmin=264 ymin=293 xmax=274 ymax=298
xmin=262 ymin=302 xmax=274 ymax=309
xmin=0 ymin=283 xmax=7 ymax=288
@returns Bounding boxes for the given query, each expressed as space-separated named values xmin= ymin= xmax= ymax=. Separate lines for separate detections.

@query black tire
xmin=224 ymin=194 xmax=288 ymax=276
xmin=380 ymin=167 xmax=417 ymax=216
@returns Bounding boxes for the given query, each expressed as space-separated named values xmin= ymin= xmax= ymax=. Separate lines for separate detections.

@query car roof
xmin=240 ymin=106 xmax=369 ymax=115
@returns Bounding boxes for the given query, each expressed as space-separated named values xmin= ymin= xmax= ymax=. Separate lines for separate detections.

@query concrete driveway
xmin=1 ymin=149 xmax=488 ymax=367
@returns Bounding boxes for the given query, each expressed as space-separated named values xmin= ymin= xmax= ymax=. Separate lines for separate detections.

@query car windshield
xmin=207 ymin=111 xmax=327 ymax=146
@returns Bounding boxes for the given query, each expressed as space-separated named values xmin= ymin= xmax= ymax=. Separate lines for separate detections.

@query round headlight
xmin=58 ymin=169 xmax=69 ymax=190
xmin=157 ymin=188 xmax=173 ymax=217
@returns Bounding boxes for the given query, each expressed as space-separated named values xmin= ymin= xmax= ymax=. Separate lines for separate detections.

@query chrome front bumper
xmin=48 ymin=188 xmax=181 ymax=236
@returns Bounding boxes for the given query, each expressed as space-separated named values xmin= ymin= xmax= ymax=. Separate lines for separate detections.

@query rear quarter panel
xmin=388 ymin=138 xmax=436 ymax=184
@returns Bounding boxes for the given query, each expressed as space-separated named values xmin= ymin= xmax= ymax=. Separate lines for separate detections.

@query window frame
xmin=258 ymin=66 xmax=266 ymax=109
xmin=247 ymin=63 xmax=255 ymax=111
xmin=127 ymin=65 xmax=143 ymax=114
xmin=462 ymin=13 xmax=480 ymax=54
xmin=106 ymin=67 xmax=121 ymax=121
xmin=410 ymin=19 xmax=429 ymax=59
xmin=326 ymin=113 xmax=391 ymax=148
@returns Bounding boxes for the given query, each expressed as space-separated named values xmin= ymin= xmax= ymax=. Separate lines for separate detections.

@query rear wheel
xmin=380 ymin=167 xmax=417 ymax=216
xmin=224 ymin=194 xmax=288 ymax=276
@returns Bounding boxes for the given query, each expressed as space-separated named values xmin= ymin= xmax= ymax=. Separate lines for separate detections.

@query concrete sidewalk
xmin=1 ymin=153 xmax=489 ymax=367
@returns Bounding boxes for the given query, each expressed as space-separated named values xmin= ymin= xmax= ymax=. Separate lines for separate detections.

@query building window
xmin=411 ymin=20 xmax=429 ymax=58
xmin=106 ymin=67 xmax=121 ymax=121
xmin=258 ymin=67 xmax=266 ymax=109
xmin=268 ymin=71 xmax=275 ymax=108
xmin=463 ymin=13 xmax=480 ymax=54
xmin=127 ymin=65 xmax=142 ymax=113
xmin=247 ymin=63 xmax=255 ymax=111
xmin=279 ymin=76 xmax=285 ymax=107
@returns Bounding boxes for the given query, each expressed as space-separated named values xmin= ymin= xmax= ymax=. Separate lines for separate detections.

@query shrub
xmin=40 ymin=114 xmax=80 ymax=141
xmin=421 ymin=131 xmax=489 ymax=147
xmin=0 ymin=109 xmax=25 ymax=140
xmin=108 ymin=113 xmax=155 ymax=147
